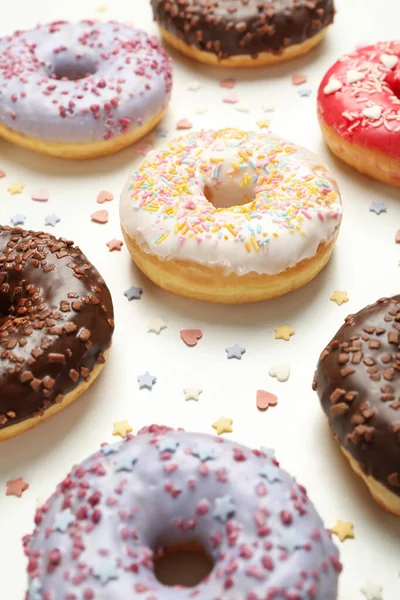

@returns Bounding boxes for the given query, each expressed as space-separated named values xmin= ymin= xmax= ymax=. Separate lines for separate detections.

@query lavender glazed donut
xmin=25 ymin=425 xmax=341 ymax=600
xmin=0 ymin=20 xmax=173 ymax=159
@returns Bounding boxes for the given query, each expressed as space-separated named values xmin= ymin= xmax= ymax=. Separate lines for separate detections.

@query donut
xmin=313 ymin=296 xmax=400 ymax=516
xmin=0 ymin=20 xmax=173 ymax=160
xmin=317 ymin=41 xmax=400 ymax=187
xmin=120 ymin=128 xmax=342 ymax=304
xmin=151 ymin=0 xmax=335 ymax=67
xmin=24 ymin=425 xmax=341 ymax=599
xmin=0 ymin=225 xmax=114 ymax=440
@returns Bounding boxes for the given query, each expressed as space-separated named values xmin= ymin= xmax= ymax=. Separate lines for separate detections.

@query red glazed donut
xmin=317 ymin=41 xmax=400 ymax=187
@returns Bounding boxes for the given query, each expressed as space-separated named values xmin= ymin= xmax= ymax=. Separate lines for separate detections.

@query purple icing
xmin=24 ymin=425 xmax=341 ymax=600
xmin=0 ymin=20 xmax=172 ymax=143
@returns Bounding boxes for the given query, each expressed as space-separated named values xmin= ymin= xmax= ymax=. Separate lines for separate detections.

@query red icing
xmin=317 ymin=41 xmax=400 ymax=158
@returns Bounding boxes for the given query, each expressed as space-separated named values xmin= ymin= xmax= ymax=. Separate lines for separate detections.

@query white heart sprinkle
xmin=347 ymin=69 xmax=365 ymax=84
xmin=323 ymin=78 xmax=342 ymax=95
xmin=187 ymin=80 xmax=202 ymax=91
xmin=235 ymin=102 xmax=250 ymax=113
xmin=362 ymin=105 xmax=382 ymax=120
xmin=268 ymin=363 xmax=290 ymax=383
xmin=380 ymin=54 xmax=398 ymax=69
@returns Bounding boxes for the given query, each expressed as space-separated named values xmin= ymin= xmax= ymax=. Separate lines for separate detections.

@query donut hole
xmin=204 ymin=182 xmax=254 ymax=209
xmin=153 ymin=541 xmax=214 ymax=587
xmin=51 ymin=54 xmax=98 ymax=81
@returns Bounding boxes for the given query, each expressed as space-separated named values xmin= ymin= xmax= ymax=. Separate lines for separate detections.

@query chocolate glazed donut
xmin=151 ymin=0 xmax=335 ymax=66
xmin=0 ymin=226 xmax=114 ymax=440
xmin=313 ymin=296 xmax=400 ymax=515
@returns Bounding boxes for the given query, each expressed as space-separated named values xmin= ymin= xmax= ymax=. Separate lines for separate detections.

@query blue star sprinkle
xmin=297 ymin=87 xmax=312 ymax=97
xmin=157 ymin=437 xmax=180 ymax=454
xmin=10 ymin=214 xmax=25 ymax=226
xmin=92 ymin=557 xmax=119 ymax=585
xmin=369 ymin=201 xmax=386 ymax=215
xmin=115 ymin=453 xmax=139 ymax=472
xmin=28 ymin=578 xmax=42 ymax=600
xmin=100 ymin=444 xmax=119 ymax=456
xmin=44 ymin=213 xmax=61 ymax=227
xmin=53 ymin=508 xmax=75 ymax=533
xmin=137 ymin=371 xmax=157 ymax=390
xmin=278 ymin=530 xmax=305 ymax=554
xmin=213 ymin=494 xmax=236 ymax=522
xmin=225 ymin=344 xmax=246 ymax=360
xmin=260 ymin=446 xmax=276 ymax=461
xmin=192 ymin=446 xmax=216 ymax=462
xmin=259 ymin=464 xmax=282 ymax=483
xmin=124 ymin=286 xmax=143 ymax=301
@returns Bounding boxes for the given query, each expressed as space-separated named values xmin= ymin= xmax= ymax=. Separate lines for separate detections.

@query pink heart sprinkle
xmin=176 ymin=118 xmax=193 ymax=130
xmin=91 ymin=210 xmax=109 ymax=224
xmin=180 ymin=329 xmax=203 ymax=347
xmin=31 ymin=189 xmax=49 ymax=202
xmin=395 ymin=230 xmax=400 ymax=243
xmin=223 ymin=91 xmax=238 ymax=104
xmin=0 ymin=170 xmax=6 ymax=178
xmin=219 ymin=78 xmax=236 ymax=89
xmin=134 ymin=141 xmax=153 ymax=156
xmin=291 ymin=74 xmax=308 ymax=86
xmin=256 ymin=390 xmax=278 ymax=411
xmin=96 ymin=190 xmax=114 ymax=204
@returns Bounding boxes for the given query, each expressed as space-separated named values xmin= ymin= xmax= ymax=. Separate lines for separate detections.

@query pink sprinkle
xmin=134 ymin=141 xmax=153 ymax=156
xmin=291 ymin=74 xmax=308 ymax=86
xmin=0 ymin=170 xmax=6 ymax=178
xmin=91 ymin=210 xmax=109 ymax=224
xmin=96 ymin=190 xmax=114 ymax=204
xmin=176 ymin=118 xmax=193 ymax=130
xmin=31 ymin=189 xmax=49 ymax=202
xmin=223 ymin=91 xmax=238 ymax=104
xmin=219 ymin=78 xmax=236 ymax=89
xmin=395 ymin=229 xmax=400 ymax=243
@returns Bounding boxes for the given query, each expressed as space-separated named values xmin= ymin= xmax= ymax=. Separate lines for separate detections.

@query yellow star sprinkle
xmin=330 ymin=520 xmax=355 ymax=542
xmin=212 ymin=416 xmax=233 ymax=435
xmin=7 ymin=184 xmax=25 ymax=195
xmin=274 ymin=325 xmax=295 ymax=341
xmin=112 ymin=420 xmax=133 ymax=438
xmin=97 ymin=5 xmax=108 ymax=11
xmin=330 ymin=290 xmax=349 ymax=306
xmin=256 ymin=118 xmax=270 ymax=129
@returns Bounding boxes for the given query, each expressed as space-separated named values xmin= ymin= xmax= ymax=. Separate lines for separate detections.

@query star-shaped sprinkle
xmin=225 ymin=344 xmax=246 ymax=359
xmin=187 ymin=80 xmax=202 ymax=91
xmin=148 ymin=317 xmax=167 ymax=334
xmin=6 ymin=477 xmax=29 ymax=497
xmin=259 ymin=464 xmax=281 ymax=483
xmin=112 ymin=420 xmax=133 ymax=438
xmin=192 ymin=446 xmax=216 ymax=462
xmin=45 ymin=213 xmax=61 ymax=227
xmin=124 ymin=286 xmax=143 ymax=301
xmin=330 ymin=520 xmax=355 ymax=542
xmin=360 ymin=582 xmax=383 ymax=600
xmin=53 ymin=508 xmax=75 ymax=532
xmin=274 ymin=325 xmax=295 ymax=341
xmin=137 ymin=371 xmax=157 ymax=390
xmin=278 ymin=530 xmax=304 ymax=553
xmin=369 ymin=201 xmax=386 ymax=215
xmin=115 ymin=453 xmax=138 ymax=472
xmin=157 ymin=437 xmax=180 ymax=454
xmin=28 ymin=578 xmax=42 ymax=600
xmin=297 ymin=88 xmax=312 ymax=97
xmin=260 ymin=446 xmax=276 ymax=461
xmin=100 ymin=444 xmax=118 ymax=455
xmin=10 ymin=214 xmax=26 ymax=226
xmin=184 ymin=387 xmax=203 ymax=401
xmin=256 ymin=118 xmax=270 ymax=129
xmin=7 ymin=183 xmax=24 ymax=195
xmin=93 ymin=557 xmax=119 ymax=585
xmin=330 ymin=290 xmax=349 ymax=306
xmin=106 ymin=239 xmax=123 ymax=252
xmin=212 ymin=416 xmax=233 ymax=435
xmin=213 ymin=494 xmax=236 ymax=522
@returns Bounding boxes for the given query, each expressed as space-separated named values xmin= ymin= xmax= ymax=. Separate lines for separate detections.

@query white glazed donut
xmin=120 ymin=129 xmax=342 ymax=303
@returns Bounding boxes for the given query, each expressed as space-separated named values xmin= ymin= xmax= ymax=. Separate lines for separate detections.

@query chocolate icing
xmin=151 ymin=0 xmax=335 ymax=60
xmin=313 ymin=296 xmax=400 ymax=497
xmin=0 ymin=226 xmax=114 ymax=433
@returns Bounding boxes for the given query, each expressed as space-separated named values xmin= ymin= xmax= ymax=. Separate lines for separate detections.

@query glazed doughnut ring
xmin=0 ymin=226 xmax=114 ymax=440
xmin=151 ymin=0 xmax=335 ymax=67
xmin=318 ymin=41 xmax=400 ymax=187
xmin=0 ymin=20 xmax=172 ymax=159
xmin=25 ymin=425 xmax=341 ymax=599
xmin=120 ymin=129 xmax=342 ymax=303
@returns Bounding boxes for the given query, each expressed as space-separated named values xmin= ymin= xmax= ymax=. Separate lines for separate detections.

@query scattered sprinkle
xmin=91 ymin=209 xmax=109 ymax=224
xmin=97 ymin=5 xmax=108 ymax=12
xmin=323 ymin=78 xmax=342 ymax=95
xmin=148 ymin=317 xmax=167 ymax=334
xmin=330 ymin=520 xmax=355 ymax=542
xmin=134 ymin=140 xmax=153 ymax=156
xmin=268 ymin=364 xmax=290 ymax=382
xmin=180 ymin=329 xmax=202 ymax=347
xmin=7 ymin=183 xmax=24 ymax=195
xmin=6 ymin=478 xmax=29 ymax=498
xmin=225 ymin=344 xmax=246 ymax=360
xmin=124 ymin=286 xmax=143 ymax=301
xmin=256 ymin=390 xmax=278 ymax=411
xmin=155 ymin=127 xmax=168 ymax=138
xmin=10 ymin=214 xmax=25 ymax=226
xmin=291 ymin=74 xmax=308 ymax=86
xmin=195 ymin=107 xmax=207 ymax=114
xmin=369 ymin=201 xmax=386 ymax=215
xmin=380 ymin=53 xmax=398 ymax=69
xmin=330 ymin=290 xmax=349 ymax=306
xmin=346 ymin=69 xmax=365 ymax=84
xmin=183 ymin=387 xmax=203 ymax=401
xmin=187 ymin=80 xmax=202 ymax=91
xmin=395 ymin=229 xmax=400 ymax=243
xmin=212 ymin=416 xmax=233 ymax=435
xmin=297 ymin=87 xmax=312 ymax=97
xmin=176 ymin=118 xmax=193 ymax=130
xmin=44 ymin=214 xmax=60 ymax=227
xmin=106 ymin=239 xmax=123 ymax=252
xmin=274 ymin=325 xmax=295 ymax=341
xmin=96 ymin=190 xmax=114 ymax=204
xmin=360 ymin=582 xmax=383 ymax=600
xmin=219 ymin=78 xmax=236 ymax=88
xmin=261 ymin=104 xmax=275 ymax=112
xmin=137 ymin=371 xmax=157 ymax=390
xmin=112 ymin=420 xmax=133 ymax=438
xmin=31 ymin=189 xmax=49 ymax=202
xmin=256 ymin=118 xmax=270 ymax=129
xmin=363 ymin=105 xmax=382 ymax=120
xmin=0 ymin=170 xmax=6 ymax=178
xmin=223 ymin=90 xmax=238 ymax=104
xmin=235 ymin=102 xmax=250 ymax=113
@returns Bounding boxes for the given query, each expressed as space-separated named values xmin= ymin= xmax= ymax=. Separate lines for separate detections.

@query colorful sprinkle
xmin=330 ymin=290 xmax=349 ymax=306
xmin=268 ymin=364 xmax=290 ymax=382
xmin=44 ymin=214 xmax=60 ymax=227
xmin=6 ymin=478 xmax=29 ymax=498
xmin=180 ymin=329 xmax=202 ymax=347
xmin=330 ymin=520 xmax=355 ymax=542
xmin=225 ymin=344 xmax=246 ymax=360
xmin=7 ymin=183 xmax=24 ymax=195
xmin=106 ymin=239 xmax=123 ymax=252
xmin=176 ymin=118 xmax=193 ymax=130
xmin=91 ymin=210 xmax=109 ymax=224
xmin=256 ymin=390 xmax=278 ymax=411
xmin=212 ymin=416 xmax=233 ymax=435
xmin=112 ymin=420 xmax=133 ymax=438
xmin=31 ymin=189 xmax=49 ymax=202
xmin=274 ymin=326 xmax=295 ymax=341
xmin=124 ymin=286 xmax=143 ymax=301
xmin=97 ymin=190 xmax=114 ymax=204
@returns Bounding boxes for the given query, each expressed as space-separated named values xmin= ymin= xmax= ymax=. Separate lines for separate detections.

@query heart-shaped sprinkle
xmin=31 ymin=189 xmax=49 ymax=202
xmin=219 ymin=78 xmax=236 ymax=89
xmin=96 ymin=190 xmax=114 ymax=204
xmin=134 ymin=141 xmax=153 ymax=156
xmin=323 ymin=78 xmax=342 ymax=95
xmin=256 ymin=390 xmax=278 ymax=411
xmin=346 ymin=69 xmax=365 ymax=84
xmin=291 ymin=74 xmax=307 ymax=86
xmin=176 ymin=118 xmax=193 ymax=130
xmin=268 ymin=363 xmax=290 ymax=382
xmin=380 ymin=54 xmax=398 ymax=69
xmin=395 ymin=230 xmax=400 ymax=243
xmin=180 ymin=329 xmax=203 ymax=347
xmin=223 ymin=90 xmax=238 ymax=104
xmin=91 ymin=209 xmax=109 ymax=224
xmin=362 ymin=105 xmax=382 ymax=120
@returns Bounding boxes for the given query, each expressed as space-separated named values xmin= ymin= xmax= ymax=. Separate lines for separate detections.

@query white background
xmin=0 ymin=0 xmax=400 ymax=598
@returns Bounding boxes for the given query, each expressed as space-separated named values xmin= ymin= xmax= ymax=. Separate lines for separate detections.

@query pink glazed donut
xmin=318 ymin=41 xmax=400 ymax=187
xmin=0 ymin=20 xmax=172 ymax=159
xmin=24 ymin=425 xmax=341 ymax=600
